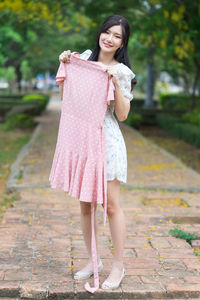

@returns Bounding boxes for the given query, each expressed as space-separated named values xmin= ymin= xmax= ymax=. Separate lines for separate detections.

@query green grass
xmin=0 ymin=124 xmax=31 ymax=177
xmin=0 ymin=192 xmax=20 ymax=221
xmin=169 ymin=228 xmax=200 ymax=245
xmin=0 ymin=124 xmax=34 ymax=222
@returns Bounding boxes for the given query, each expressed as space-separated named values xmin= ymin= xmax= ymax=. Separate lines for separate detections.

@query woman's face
xmin=99 ymin=25 xmax=123 ymax=54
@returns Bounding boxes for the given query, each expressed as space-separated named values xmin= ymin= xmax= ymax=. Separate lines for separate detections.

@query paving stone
xmin=1 ymin=96 xmax=200 ymax=299
xmin=20 ymin=281 xmax=47 ymax=299
xmin=0 ymin=280 xmax=21 ymax=297
xmin=165 ymin=284 xmax=200 ymax=298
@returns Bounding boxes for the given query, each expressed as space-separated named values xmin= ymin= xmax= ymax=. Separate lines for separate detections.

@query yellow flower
xmin=163 ymin=10 xmax=169 ymax=19
xmin=160 ymin=39 xmax=166 ymax=49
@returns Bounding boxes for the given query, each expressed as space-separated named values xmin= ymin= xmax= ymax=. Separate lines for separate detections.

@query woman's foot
xmin=74 ymin=258 xmax=103 ymax=280
xmin=101 ymin=262 xmax=125 ymax=290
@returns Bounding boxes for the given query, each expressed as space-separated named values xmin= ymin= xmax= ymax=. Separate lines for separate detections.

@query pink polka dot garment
xmin=49 ymin=52 xmax=115 ymax=293
xmin=80 ymin=50 xmax=136 ymax=184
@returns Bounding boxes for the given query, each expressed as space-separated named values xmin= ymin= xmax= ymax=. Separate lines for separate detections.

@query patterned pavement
xmin=0 ymin=95 xmax=200 ymax=299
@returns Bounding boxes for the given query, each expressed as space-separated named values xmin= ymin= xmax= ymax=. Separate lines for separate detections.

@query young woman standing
xmin=58 ymin=14 xmax=136 ymax=290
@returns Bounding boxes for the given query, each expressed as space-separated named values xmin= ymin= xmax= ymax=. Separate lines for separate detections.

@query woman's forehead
xmin=106 ymin=25 xmax=122 ymax=35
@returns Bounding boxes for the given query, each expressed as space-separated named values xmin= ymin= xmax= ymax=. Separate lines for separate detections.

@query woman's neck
xmin=98 ymin=50 xmax=118 ymax=66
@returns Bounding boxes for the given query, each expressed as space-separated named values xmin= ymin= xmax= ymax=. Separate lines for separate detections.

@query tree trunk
xmin=191 ymin=60 xmax=200 ymax=110
xmin=143 ymin=3 xmax=156 ymax=109
xmin=15 ymin=64 xmax=22 ymax=92
xmin=143 ymin=44 xmax=155 ymax=108
xmin=182 ymin=74 xmax=190 ymax=95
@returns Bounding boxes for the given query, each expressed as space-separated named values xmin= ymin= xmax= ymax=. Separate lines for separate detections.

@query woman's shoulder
xmin=80 ymin=49 xmax=92 ymax=60
xmin=117 ymin=63 xmax=136 ymax=79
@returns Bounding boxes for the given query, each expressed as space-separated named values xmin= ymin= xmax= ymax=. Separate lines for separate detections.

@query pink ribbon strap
xmin=84 ymin=202 xmax=99 ymax=293
xmin=84 ymin=125 xmax=107 ymax=293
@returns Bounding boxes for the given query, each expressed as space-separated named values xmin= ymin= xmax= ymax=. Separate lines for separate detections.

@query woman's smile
xmin=103 ymin=42 xmax=113 ymax=48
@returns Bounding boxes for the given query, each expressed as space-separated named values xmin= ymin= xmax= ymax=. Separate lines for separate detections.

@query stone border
xmin=6 ymin=122 xmax=42 ymax=193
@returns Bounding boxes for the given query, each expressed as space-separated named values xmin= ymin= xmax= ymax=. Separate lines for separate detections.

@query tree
xmin=0 ymin=0 xmax=92 ymax=90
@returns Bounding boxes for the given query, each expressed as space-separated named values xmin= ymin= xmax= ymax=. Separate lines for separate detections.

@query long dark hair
xmin=88 ymin=14 xmax=137 ymax=90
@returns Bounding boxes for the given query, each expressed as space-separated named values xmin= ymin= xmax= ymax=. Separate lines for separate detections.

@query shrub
xmin=2 ymin=113 xmax=34 ymax=130
xmin=125 ymin=112 xmax=143 ymax=129
xmin=182 ymin=109 xmax=200 ymax=126
xmin=22 ymin=93 xmax=49 ymax=114
xmin=130 ymin=98 xmax=158 ymax=111
xmin=159 ymin=93 xmax=200 ymax=110
xmin=157 ymin=113 xmax=200 ymax=148
xmin=22 ymin=93 xmax=47 ymax=101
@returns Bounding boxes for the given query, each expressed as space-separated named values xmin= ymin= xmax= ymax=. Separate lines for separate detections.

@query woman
xmin=59 ymin=14 xmax=136 ymax=290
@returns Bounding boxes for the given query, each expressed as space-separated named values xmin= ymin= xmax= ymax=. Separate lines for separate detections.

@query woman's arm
xmin=106 ymin=67 xmax=130 ymax=121
xmin=59 ymin=84 xmax=64 ymax=100
xmin=114 ymin=83 xmax=130 ymax=121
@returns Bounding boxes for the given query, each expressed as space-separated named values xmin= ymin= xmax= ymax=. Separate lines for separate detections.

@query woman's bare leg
xmin=102 ymin=178 xmax=126 ymax=286
xmin=75 ymin=201 xmax=100 ymax=274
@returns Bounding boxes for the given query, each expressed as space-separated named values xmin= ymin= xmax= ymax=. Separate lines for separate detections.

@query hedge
xmin=159 ymin=93 xmax=200 ymax=110
xmin=156 ymin=113 xmax=200 ymax=148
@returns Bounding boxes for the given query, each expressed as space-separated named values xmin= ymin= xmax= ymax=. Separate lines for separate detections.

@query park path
xmin=0 ymin=95 xmax=200 ymax=299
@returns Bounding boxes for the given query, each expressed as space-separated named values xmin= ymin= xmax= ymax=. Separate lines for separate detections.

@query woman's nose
xmin=106 ymin=34 xmax=113 ymax=42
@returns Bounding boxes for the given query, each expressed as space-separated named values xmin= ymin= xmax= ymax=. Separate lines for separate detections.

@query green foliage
xmin=0 ymin=125 xmax=31 ymax=175
xmin=169 ymin=228 xmax=199 ymax=245
xmin=4 ymin=66 xmax=16 ymax=82
xmin=157 ymin=113 xmax=200 ymax=148
xmin=22 ymin=93 xmax=49 ymax=114
xmin=182 ymin=109 xmax=200 ymax=126
xmin=0 ymin=94 xmax=23 ymax=100
xmin=20 ymin=60 xmax=32 ymax=81
xmin=194 ymin=249 xmax=200 ymax=257
xmin=125 ymin=112 xmax=143 ymax=129
xmin=2 ymin=113 xmax=34 ymax=130
xmin=159 ymin=93 xmax=200 ymax=110
xmin=22 ymin=93 xmax=47 ymax=101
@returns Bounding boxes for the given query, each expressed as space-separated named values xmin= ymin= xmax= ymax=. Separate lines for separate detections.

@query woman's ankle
xmin=88 ymin=255 xmax=101 ymax=264
xmin=113 ymin=260 xmax=124 ymax=269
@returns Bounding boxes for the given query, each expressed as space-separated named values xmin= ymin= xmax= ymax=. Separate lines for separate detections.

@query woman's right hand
xmin=59 ymin=50 xmax=71 ymax=63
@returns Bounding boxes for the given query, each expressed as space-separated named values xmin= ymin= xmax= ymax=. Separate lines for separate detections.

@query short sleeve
xmin=56 ymin=62 xmax=66 ymax=85
xmin=80 ymin=49 xmax=92 ymax=60
xmin=118 ymin=65 xmax=136 ymax=103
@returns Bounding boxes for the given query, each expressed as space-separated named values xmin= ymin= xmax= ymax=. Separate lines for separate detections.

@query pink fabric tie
xmin=84 ymin=124 xmax=107 ymax=293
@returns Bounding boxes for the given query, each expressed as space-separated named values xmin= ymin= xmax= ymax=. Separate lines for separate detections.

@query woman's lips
xmin=103 ymin=42 xmax=112 ymax=48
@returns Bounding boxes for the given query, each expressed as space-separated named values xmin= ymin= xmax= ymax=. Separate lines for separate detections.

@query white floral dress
xmin=80 ymin=49 xmax=136 ymax=183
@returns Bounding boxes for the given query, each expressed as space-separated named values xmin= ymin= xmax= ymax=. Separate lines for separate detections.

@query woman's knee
xmin=103 ymin=179 xmax=121 ymax=217
xmin=107 ymin=201 xmax=121 ymax=217
xmin=102 ymin=198 xmax=121 ymax=217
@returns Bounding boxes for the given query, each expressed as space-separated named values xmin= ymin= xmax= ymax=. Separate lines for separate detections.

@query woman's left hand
xmin=106 ymin=67 xmax=120 ymax=86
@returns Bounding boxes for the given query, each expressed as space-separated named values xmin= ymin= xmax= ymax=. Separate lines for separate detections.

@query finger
xmin=59 ymin=55 xmax=67 ymax=62
xmin=59 ymin=54 xmax=64 ymax=61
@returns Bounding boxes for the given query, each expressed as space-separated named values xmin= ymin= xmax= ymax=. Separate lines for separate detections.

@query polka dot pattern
xmin=49 ymin=53 xmax=114 ymax=206
xmin=49 ymin=53 xmax=116 ymax=293
xmin=80 ymin=49 xmax=136 ymax=183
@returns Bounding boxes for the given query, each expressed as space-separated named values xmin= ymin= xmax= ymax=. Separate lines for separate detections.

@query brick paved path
xmin=1 ymin=95 xmax=200 ymax=299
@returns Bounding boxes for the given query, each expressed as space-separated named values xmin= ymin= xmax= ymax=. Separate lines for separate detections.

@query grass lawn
xmin=0 ymin=124 xmax=34 ymax=222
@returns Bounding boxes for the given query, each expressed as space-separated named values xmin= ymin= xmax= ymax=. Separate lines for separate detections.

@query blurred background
xmin=0 ymin=0 xmax=200 ymax=219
